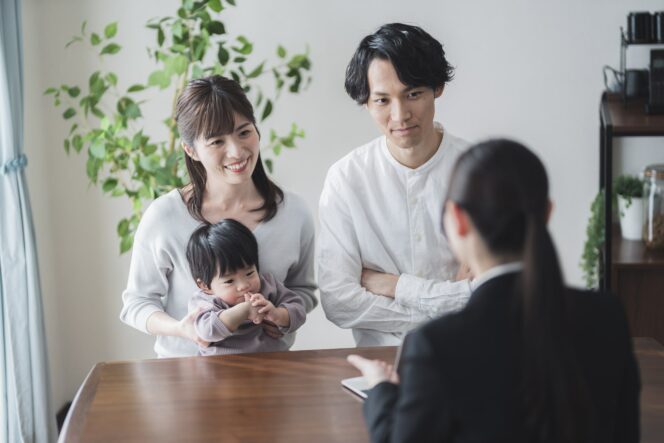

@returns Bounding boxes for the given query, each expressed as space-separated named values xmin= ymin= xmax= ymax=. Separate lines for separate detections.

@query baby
xmin=186 ymin=219 xmax=306 ymax=355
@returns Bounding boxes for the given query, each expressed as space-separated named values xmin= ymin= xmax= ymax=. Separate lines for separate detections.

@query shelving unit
xmin=599 ymin=93 xmax=664 ymax=343
xmin=619 ymin=28 xmax=664 ymax=104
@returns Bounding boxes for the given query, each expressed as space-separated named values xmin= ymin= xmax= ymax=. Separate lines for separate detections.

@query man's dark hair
xmin=344 ymin=23 xmax=454 ymax=104
xmin=186 ymin=219 xmax=259 ymax=287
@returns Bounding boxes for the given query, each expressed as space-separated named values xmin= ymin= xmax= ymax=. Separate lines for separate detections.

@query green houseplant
xmin=580 ymin=174 xmax=644 ymax=287
xmin=614 ymin=175 xmax=644 ymax=241
xmin=45 ymin=0 xmax=312 ymax=253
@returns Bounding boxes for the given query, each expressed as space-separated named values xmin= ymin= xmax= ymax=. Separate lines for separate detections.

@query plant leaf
xmin=90 ymin=33 xmax=101 ymax=46
xmin=157 ymin=27 xmax=165 ymax=46
xmin=246 ymin=62 xmax=265 ymax=79
xmin=72 ymin=135 xmax=83 ymax=152
xmin=120 ymin=234 xmax=133 ymax=254
xmin=100 ymin=43 xmax=121 ymax=55
xmin=277 ymin=45 xmax=286 ymax=58
xmin=106 ymin=73 xmax=118 ymax=86
xmin=261 ymin=99 xmax=272 ymax=121
xmin=63 ymin=108 xmax=76 ymax=119
xmin=117 ymin=219 xmax=129 ymax=236
xmin=104 ymin=22 xmax=118 ymax=39
xmin=217 ymin=44 xmax=229 ymax=65
xmin=208 ymin=0 xmax=222 ymax=12
xmin=90 ymin=139 xmax=106 ymax=158
xmin=148 ymin=70 xmax=170 ymax=89
xmin=207 ymin=21 xmax=225 ymax=35
xmin=127 ymin=84 xmax=145 ymax=93
xmin=103 ymin=178 xmax=118 ymax=192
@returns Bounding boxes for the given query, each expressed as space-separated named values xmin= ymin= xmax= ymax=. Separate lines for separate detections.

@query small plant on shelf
xmin=613 ymin=174 xmax=644 ymax=212
xmin=580 ymin=174 xmax=644 ymax=288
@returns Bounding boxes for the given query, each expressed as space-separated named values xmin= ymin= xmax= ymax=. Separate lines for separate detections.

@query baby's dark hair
xmin=186 ymin=219 xmax=259 ymax=287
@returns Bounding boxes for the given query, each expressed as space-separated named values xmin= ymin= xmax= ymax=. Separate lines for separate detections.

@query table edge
xmin=58 ymin=362 xmax=105 ymax=443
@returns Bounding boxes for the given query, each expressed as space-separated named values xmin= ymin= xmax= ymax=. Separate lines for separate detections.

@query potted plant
xmin=45 ymin=0 xmax=312 ymax=253
xmin=614 ymin=174 xmax=645 ymax=241
xmin=580 ymin=174 xmax=645 ymax=288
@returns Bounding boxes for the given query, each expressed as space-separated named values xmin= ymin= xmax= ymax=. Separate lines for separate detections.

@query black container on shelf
xmin=654 ymin=12 xmax=664 ymax=42
xmin=628 ymin=11 xmax=653 ymax=42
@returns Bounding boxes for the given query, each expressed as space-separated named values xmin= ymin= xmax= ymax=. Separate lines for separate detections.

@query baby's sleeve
xmin=189 ymin=292 xmax=234 ymax=342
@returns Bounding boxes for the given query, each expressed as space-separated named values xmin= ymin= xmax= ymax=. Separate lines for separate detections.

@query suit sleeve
xmin=612 ymin=296 xmax=641 ymax=443
xmin=363 ymin=331 xmax=452 ymax=443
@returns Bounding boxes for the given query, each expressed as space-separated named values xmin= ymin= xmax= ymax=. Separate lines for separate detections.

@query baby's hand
xmin=249 ymin=293 xmax=278 ymax=322
xmin=243 ymin=293 xmax=265 ymax=324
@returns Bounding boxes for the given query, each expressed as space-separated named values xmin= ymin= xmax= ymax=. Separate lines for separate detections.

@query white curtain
xmin=0 ymin=0 xmax=56 ymax=441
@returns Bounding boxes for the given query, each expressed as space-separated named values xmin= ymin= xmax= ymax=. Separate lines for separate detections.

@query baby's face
xmin=208 ymin=264 xmax=261 ymax=306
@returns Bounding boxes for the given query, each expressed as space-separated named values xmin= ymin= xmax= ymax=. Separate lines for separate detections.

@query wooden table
xmin=60 ymin=339 xmax=664 ymax=442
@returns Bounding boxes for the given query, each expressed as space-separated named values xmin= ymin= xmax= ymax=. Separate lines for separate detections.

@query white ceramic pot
xmin=617 ymin=195 xmax=643 ymax=241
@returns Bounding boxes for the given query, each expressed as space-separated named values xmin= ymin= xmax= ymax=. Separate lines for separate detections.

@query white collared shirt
xmin=317 ymin=124 xmax=472 ymax=346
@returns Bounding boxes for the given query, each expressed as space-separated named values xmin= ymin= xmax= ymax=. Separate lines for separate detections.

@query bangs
xmin=196 ymin=93 xmax=237 ymax=141
xmin=213 ymin=239 xmax=257 ymax=277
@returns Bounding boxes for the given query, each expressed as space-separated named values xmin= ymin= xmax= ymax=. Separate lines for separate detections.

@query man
xmin=318 ymin=23 xmax=472 ymax=346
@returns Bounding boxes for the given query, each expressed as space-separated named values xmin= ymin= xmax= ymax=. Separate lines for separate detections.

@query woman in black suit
xmin=348 ymin=139 xmax=640 ymax=443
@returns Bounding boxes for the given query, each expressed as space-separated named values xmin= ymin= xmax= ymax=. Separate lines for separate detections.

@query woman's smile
xmin=224 ymin=157 xmax=250 ymax=173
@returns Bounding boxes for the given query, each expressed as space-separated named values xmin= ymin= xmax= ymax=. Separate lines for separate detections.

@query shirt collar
xmin=470 ymin=262 xmax=523 ymax=292
xmin=380 ymin=122 xmax=446 ymax=174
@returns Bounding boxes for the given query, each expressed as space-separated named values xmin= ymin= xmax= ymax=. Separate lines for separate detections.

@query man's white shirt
xmin=317 ymin=123 xmax=472 ymax=346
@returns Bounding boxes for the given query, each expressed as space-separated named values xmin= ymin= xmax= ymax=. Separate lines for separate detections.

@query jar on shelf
xmin=643 ymin=164 xmax=664 ymax=249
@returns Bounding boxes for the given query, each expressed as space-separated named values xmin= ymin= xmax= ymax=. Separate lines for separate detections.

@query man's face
xmin=365 ymin=58 xmax=442 ymax=155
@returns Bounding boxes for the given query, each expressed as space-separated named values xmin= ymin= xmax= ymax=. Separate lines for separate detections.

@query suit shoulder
xmin=410 ymin=309 xmax=468 ymax=350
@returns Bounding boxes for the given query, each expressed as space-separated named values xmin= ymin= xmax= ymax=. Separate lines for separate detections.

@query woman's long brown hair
xmin=175 ymin=75 xmax=283 ymax=223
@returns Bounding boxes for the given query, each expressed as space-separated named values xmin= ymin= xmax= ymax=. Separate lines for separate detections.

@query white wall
xmin=22 ymin=0 xmax=664 ymax=413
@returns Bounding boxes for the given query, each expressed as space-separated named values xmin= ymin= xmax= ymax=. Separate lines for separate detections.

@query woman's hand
xmin=261 ymin=321 xmax=284 ymax=339
xmin=347 ymin=354 xmax=400 ymax=389
xmin=361 ymin=269 xmax=399 ymax=298
xmin=178 ymin=308 xmax=210 ymax=347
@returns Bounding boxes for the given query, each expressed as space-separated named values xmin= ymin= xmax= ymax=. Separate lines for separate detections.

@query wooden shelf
xmin=612 ymin=224 xmax=664 ymax=268
xmin=600 ymin=94 xmax=664 ymax=135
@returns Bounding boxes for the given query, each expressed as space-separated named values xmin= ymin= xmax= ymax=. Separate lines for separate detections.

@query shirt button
xmin=415 ymin=234 xmax=422 ymax=242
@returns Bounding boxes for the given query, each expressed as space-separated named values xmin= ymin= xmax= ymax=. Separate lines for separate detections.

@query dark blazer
xmin=364 ymin=272 xmax=640 ymax=443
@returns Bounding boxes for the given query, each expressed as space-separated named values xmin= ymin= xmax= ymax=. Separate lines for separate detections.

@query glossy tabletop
xmin=60 ymin=339 xmax=664 ymax=442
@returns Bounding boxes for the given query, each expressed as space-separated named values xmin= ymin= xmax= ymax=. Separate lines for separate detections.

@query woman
xmin=120 ymin=75 xmax=317 ymax=357
xmin=348 ymin=139 xmax=639 ymax=442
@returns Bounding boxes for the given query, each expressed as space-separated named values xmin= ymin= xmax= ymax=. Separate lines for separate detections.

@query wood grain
xmin=59 ymin=341 xmax=664 ymax=442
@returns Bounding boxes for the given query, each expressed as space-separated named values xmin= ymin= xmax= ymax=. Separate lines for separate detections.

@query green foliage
xmin=45 ymin=0 xmax=313 ymax=254
xmin=581 ymin=190 xmax=605 ymax=288
xmin=613 ymin=174 xmax=644 ymax=212
xmin=580 ymin=174 xmax=644 ymax=288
